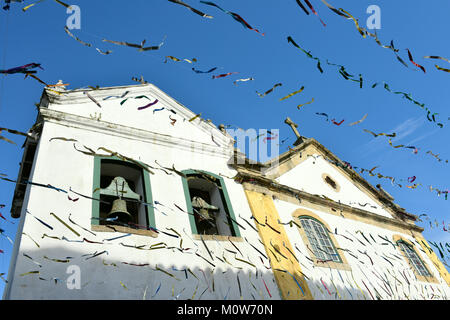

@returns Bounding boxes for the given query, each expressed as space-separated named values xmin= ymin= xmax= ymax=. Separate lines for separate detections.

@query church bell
xmin=100 ymin=176 xmax=142 ymax=225
xmin=107 ymin=198 xmax=133 ymax=224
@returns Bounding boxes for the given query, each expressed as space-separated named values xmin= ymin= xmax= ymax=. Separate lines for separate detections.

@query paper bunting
xmin=25 ymin=73 xmax=51 ymax=87
xmin=192 ymin=67 xmax=217 ymax=74
xmin=349 ymin=114 xmax=367 ymax=126
xmin=331 ymin=118 xmax=344 ymax=126
xmin=96 ymin=48 xmax=112 ymax=55
xmin=320 ymin=0 xmax=350 ymax=18
xmin=200 ymin=1 xmax=264 ymax=35
xmin=27 ymin=210 xmax=53 ymax=230
xmin=164 ymin=56 xmax=197 ymax=64
xmin=23 ymin=253 xmax=42 ymax=267
xmin=371 ymin=82 xmax=442 ymax=127
xmin=0 ymin=63 xmax=42 ymax=74
xmin=20 ymin=271 xmax=40 ymax=277
xmin=63 ymin=26 xmax=113 ymax=55
xmin=363 ymin=129 xmax=396 ymax=138
xmin=407 ymin=49 xmax=426 ymax=73
xmin=295 ymin=0 xmax=309 ymax=15
xmin=315 ymin=112 xmax=329 ymax=121
xmin=22 ymin=232 xmax=40 ymax=248
xmin=233 ymin=77 xmax=254 ymax=85
xmin=339 ymin=8 xmax=367 ymax=38
xmin=388 ymin=139 xmax=416 ymax=151
xmin=296 ymin=97 xmax=314 ymax=109
xmin=83 ymin=91 xmax=102 ymax=108
xmin=303 ymin=0 xmax=326 ymax=27
xmin=168 ymin=0 xmax=213 ymax=18
xmin=287 ymin=36 xmax=323 ymax=73
xmin=0 ymin=134 xmax=16 ymax=145
xmin=424 ymin=55 xmax=450 ymax=63
xmin=256 ymin=83 xmax=282 ymax=97
xmin=64 ymin=26 xmax=91 ymax=47
xmin=188 ymin=113 xmax=201 ymax=122
xmin=279 ymin=86 xmax=304 ymax=101
xmin=212 ymin=72 xmax=238 ymax=79
xmin=102 ymin=37 xmax=164 ymax=52
xmin=103 ymin=91 xmax=130 ymax=101
xmin=138 ymin=99 xmax=159 ymax=111
xmin=50 ymin=212 xmax=80 ymax=237
xmin=426 ymin=151 xmax=448 ymax=164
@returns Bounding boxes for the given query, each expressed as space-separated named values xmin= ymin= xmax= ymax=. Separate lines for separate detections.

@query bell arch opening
xmin=94 ymin=158 xmax=153 ymax=230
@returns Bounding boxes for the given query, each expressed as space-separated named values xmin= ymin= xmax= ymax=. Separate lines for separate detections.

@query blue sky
xmin=0 ymin=0 xmax=449 ymax=296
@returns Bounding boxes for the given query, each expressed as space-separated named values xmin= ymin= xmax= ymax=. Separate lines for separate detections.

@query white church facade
xmin=3 ymin=82 xmax=449 ymax=300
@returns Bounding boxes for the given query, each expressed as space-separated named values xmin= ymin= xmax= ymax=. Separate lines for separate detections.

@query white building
xmin=3 ymin=82 xmax=449 ymax=300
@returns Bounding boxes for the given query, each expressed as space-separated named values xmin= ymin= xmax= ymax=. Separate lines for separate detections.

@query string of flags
xmin=1 ymin=0 xmax=449 ymax=299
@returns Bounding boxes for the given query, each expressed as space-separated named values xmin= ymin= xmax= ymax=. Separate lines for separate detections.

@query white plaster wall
xmin=47 ymin=85 xmax=215 ymax=147
xmin=5 ymin=108 xmax=280 ymax=299
xmin=273 ymin=198 xmax=450 ymax=300
xmin=276 ymin=154 xmax=394 ymax=219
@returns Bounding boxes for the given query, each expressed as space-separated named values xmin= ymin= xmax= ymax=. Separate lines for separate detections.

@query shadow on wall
xmin=4 ymin=245 xmax=385 ymax=300
xmin=5 ymin=245 xmax=279 ymax=300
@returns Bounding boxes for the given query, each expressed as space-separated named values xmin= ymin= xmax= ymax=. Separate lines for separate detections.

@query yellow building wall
xmin=244 ymin=189 xmax=313 ymax=300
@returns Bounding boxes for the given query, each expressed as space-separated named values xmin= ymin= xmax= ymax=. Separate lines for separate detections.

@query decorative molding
xmin=237 ymin=138 xmax=418 ymax=223
xmin=42 ymin=83 xmax=232 ymax=146
xmin=39 ymin=108 xmax=234 ymax=159
xmin=237 ymin=173 xmax=423 ymax=234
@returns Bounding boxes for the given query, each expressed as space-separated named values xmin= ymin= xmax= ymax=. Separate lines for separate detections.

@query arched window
xmin=292 ymin=209 xmax=351 ymax=271
xmin=298 ymin=216 xmax=341 ymax=263
xmin=181 ymin=170 xmax=240 ymax=238
xmin=397 ymin=240 xmax=431 ymax=277
xmin=91 ymin=157 xmax=156 ymax=236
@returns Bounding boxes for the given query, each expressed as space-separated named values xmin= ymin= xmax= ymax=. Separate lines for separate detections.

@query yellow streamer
xmin=297 ymin=97 xmax=314 ymax=109
xmin=339 ymin=8 xmax=366 ymax=38
xmin=50 ymin=212 xmax=80 ymax=237
xmin=279 ymin=86 xmax=304 ymax=101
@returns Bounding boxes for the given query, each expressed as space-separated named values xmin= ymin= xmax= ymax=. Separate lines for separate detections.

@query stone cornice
xmin=39 ymin=108 xmax=233 ymax=159
xmin=234 ymin=169 xmax=423 ymax=233
xmin=234 ymin=138 xmax=418 ymax=223
xmin=43 ymin=83 xmax=231 ymax=147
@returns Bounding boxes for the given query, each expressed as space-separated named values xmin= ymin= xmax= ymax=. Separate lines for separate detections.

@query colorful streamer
xmin=200 ymin=1 xmax=264 ymax=35
xmin=168 ymin=0 xmax=213 ymax=18
xmin=256 ymin=83 xmax=282 ymax=97
xmin=212 ymin=72 xmax=238 ymax=79
xmin=407 ymin=49 xmax=426 ymax=73
xmin=279 ymin=86 xmax=304 ymax=101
